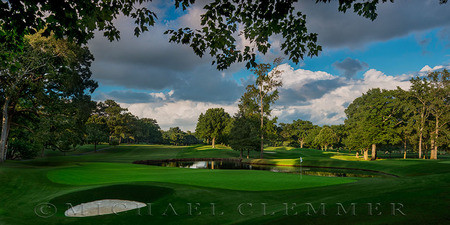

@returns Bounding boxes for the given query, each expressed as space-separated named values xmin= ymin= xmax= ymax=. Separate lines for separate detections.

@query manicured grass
xmin=47 ymin=162 xmax=356 ymax=191
xmin=0 ymin=144 xmax=449 ymax=225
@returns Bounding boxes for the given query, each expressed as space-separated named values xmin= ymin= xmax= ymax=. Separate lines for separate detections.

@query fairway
xmin=1 ymin=144 xmax=449 ymax=225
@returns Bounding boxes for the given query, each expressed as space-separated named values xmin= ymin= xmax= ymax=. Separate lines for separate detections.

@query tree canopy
xmin=0 ymin=32 xmax=97 ymax=161
xmin=195 ymin=108 xmax=231 ymax=148
xmin=3 ymin=0 xmax=446 ymax=70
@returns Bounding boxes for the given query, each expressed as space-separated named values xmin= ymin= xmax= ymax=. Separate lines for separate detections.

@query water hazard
xmin=139 ymin=160 xmax=389 ymax=178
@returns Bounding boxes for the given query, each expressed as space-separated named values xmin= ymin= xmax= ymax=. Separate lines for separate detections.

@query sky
xmin=88 ymin=0 xmax=450 ymax=131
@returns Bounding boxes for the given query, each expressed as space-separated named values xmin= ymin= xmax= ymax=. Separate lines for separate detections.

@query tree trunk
xmin=240 ymin=150 xmax=243 ymax=159
xmin=418 ymin=105 xmax=426 ymax=159
xmin=247 ymin=149 xmax=249 ymax=159
xmin=260 ymin=92 xmax=264 ymax=159
xmin=418 ymin=131 xmax=423 ymax=159
xmin=431 ymin=117 xmax=439 ymax=160
xmin=363 ymin=149 xmax=369 ymax=161
xmin=371 ymin=144 xmax=377 ymax=160
xmin=0 ymin=98 xmax=11 ymax=162
xmin=300 ymin=139 xmax=304 ymax=149
xmin=403 ymin=137 xmax=407 ymax=159
xmin=212 ymin=137 xmax=215 ymax=149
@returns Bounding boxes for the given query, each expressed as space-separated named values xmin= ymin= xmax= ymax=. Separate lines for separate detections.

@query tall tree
xmin=425 ymin=70 xmax=450 ymax=159
xmin=229 ymin=112 xmax=260 ymax=159
xmin=241 ymin=58 xmax=283 ymax=158
xmin=409 ymin=77 xmax=433 ymax=159
xmin=195 ymin=108 xmax=231 ymax=148
xmin=409 ymin=71 xmax=450 ymax=159
xmin=344 ymin=88 xmax=403 ymax=160
xmin=0 ymin=32 xmax=97 ymax=162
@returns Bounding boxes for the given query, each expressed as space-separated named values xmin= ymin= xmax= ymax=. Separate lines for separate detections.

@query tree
xmin=315 ymin=126 xmax=338 ymax=151
xmin=135 ymin=118 xmax=163 ymax=144
xmin=304 ymin=125 xmax=322 ymax=149
xmin=99 ymin=100 xmax=129 ymax=145
xmin=0 ymin=32 xmax=97 ymax=162
xmin=291 ymin=119 xmax=315 ymax=148
xmin=421 ymin=70 xmax=450 ymax=159
xmin=408 ymin=71 xmax=450 ymax=159
xmin=344 ymin=88 xmax=403 ymax=160
xmin=85 ymin=114 xmax=109 ymax=152
xmin=40 ymin=96 xmax=95 ymax=154
xmin=166 ymin=127 xmax=186 ymax=146
xmin=409 ymin=76 xmax=433 ymax=159
xmin=195 ymin=108 xmax=231 ymax=148
xmin=239 ymin=58 xmax=283 ymax=158
xmin=330 ymin=124 xmax=347 ymax=149
xmin=229 ymin=112 xmax=260 ymax=159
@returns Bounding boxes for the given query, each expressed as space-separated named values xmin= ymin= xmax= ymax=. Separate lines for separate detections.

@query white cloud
xmin=420 ymin=65 xmax=445 ymax=73
xmin=274 ymin=68 xmax=412 ymax=125
xmin=149 ymin=92 xmax=168 ymax=100
xmin=278 ymin=63 xmax=335 ymax=89
xmin=178 ymin=5 xmax=205 ymax=30
xmin=115 ymin=66 xmax=415 ymax=131
xmin=121 ymin=100 xmax=238 ymax=131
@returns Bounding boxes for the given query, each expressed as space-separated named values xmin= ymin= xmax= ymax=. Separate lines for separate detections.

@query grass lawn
xmin=0 ymin=144 xmax=449 ymax=224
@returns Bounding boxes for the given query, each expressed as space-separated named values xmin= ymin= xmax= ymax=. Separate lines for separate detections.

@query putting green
xmin=47 ymin=162 xmax=356 ymax=191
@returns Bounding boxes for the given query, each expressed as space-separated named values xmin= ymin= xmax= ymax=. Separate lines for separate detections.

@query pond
xmin=139 ymin=160 xmax=392 ymax=178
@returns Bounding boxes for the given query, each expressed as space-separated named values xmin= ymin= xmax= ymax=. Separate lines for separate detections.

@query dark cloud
xmin=278 ymin=78 xmax=346 ymax=104
xmin=297 ymin=0 xmax=450 ymax=48
xmin=333 ymin=58 xmax=368 ymax=78
xmin=93 ymin=90 xmax=162 ymax=104
xmin=171 ymin=65 xmax=245 ymax=103
xmin=88 ymin=20 xmax=248 ymax=104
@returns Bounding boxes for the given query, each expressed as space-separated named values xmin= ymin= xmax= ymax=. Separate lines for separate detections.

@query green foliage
xmin=315 ymin=126 xmax=339 ymax=150
xmin=344 ymin=88 xmax=403 ymax=150
xmin=0 ymin=32 xmax=97 ymax=159
xmin=134 ymin=118 xmax=163 ymax=144
xmin=89 ymin=100 xmax=164 ymax=145
xmin=409 ymin=70 xmax=450 ymax=159
xmin=1 ymin=0 xmax=447 ymax=70
xmin=229 ymin=114 xmax=260 ymax=156
xmin=236 ymin=59 xmax=283 ymax=158
xmin=195 ymin=108 xmax=232 ymax=147
xmin=280 ymin=119 xmax=315 ymax=147
xmin=165 ymin=127 xmax=186 ymax=145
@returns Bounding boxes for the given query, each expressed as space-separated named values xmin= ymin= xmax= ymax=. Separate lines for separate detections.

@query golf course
xmin=1 ymin=144 xmax=449 ymax=225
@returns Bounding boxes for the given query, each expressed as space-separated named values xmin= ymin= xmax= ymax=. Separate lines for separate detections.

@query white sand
xmin=64 ymin=199 xmax=147 ymax=217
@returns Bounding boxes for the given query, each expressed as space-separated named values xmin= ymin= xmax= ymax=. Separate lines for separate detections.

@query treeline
xmin=195 ymin=70 xmax=450 ymax=160
xmin=5 ymin=97 xmax=202 ymax=159
xmin=86 ymin=100 xmax=202 ymax=150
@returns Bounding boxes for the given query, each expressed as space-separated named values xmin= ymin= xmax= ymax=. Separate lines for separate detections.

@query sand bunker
xmin=64 ymin=199 xmax=146 ymax=217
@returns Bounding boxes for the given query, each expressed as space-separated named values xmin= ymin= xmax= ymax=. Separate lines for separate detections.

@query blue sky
xmin=88 ymin=0 xmax=450 ymax=131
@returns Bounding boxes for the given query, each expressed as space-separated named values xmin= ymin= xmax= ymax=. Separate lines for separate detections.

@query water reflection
xmin=148 ymin=161 xmax=384 ymax=178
